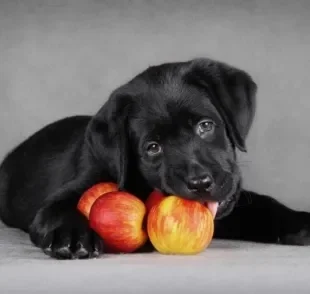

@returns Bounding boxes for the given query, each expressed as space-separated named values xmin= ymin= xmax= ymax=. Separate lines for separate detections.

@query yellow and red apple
xmin=77 ymin=182 xmax=118 ymax=219
xmin=89 ymin=191 xmax=148 ymax=253
xmin=147 ymin=195 xmax=214 ymax=255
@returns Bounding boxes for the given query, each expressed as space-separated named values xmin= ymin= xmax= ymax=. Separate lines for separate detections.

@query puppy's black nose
xmin=187 ymin=174 xmax=214 ymax=192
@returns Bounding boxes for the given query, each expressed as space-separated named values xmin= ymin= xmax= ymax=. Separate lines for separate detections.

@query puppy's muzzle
xmin=187 ymin=173 xmax=214 ymax=192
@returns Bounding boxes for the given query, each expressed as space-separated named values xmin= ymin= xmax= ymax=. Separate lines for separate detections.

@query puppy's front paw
xmin=29 ymin=203 xmax=104 ymax=259
xmin=279 ymin=212 xmax=310 ymax=246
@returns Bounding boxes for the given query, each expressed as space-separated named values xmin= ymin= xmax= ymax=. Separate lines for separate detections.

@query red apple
xmin=77 ymin=182 xmax=118 ymax=219
xmin=145 ymin=190 xmax=165 ymax=213
xmin=147 ymin=195 xmax=214 ymax=255
xmin=89 ymin=191 xmax=148 ymax=253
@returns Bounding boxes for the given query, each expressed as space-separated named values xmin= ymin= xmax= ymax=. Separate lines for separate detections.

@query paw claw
xmin=53 ymin=246 xmax=74 ymax=259
xmin=75 ymin=247 xmax=91 ymax=259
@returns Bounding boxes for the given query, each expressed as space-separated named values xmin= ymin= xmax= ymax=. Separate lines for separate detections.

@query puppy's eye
xmin=196 ymin=120 xmax=215 ymax=137
xmin=146 ymin=142 xmax=162 ymax=156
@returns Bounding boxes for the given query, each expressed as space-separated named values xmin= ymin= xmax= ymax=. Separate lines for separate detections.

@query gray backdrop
xmin=1 ymin=0 xmax=309 ymax=211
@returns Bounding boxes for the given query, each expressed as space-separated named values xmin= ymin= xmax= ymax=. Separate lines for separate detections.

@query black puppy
xmin=0 ymin=58 xmax=309 ymax=259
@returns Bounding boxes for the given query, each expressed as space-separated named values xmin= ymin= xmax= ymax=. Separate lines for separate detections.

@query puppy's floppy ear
xmin=185 ymin=58 xmax=257 ymax=152
xmin=85 ymin=88 xmax=132 ymax=189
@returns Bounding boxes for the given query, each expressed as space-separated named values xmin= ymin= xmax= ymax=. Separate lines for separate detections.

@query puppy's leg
xmin=214 ymin=190 xmax=310 ymax=245
xmin=29 ymin=176 xmax=105 ymax=259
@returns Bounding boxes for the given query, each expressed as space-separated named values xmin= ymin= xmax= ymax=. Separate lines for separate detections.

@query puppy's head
xmin=87 ymin=58 xmax=257 ymax=220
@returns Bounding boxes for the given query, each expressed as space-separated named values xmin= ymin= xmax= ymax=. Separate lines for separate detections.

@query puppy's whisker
xmin=237 ymin=163 xmax=251 ymax=168
xmin=236 ymin=160 xmax=253 ymax=164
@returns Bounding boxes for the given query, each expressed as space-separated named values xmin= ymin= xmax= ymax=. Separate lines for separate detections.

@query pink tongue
xmin=206 ymin=202 xmax=219 ymax=219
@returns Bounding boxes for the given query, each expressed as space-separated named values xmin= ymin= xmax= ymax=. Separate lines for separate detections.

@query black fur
xmin=0 ymin=58 xmax=309 ymax=259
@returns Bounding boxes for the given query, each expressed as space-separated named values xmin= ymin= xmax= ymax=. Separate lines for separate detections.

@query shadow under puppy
xmin=0 ymin=58 xmax=309 ymax=259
